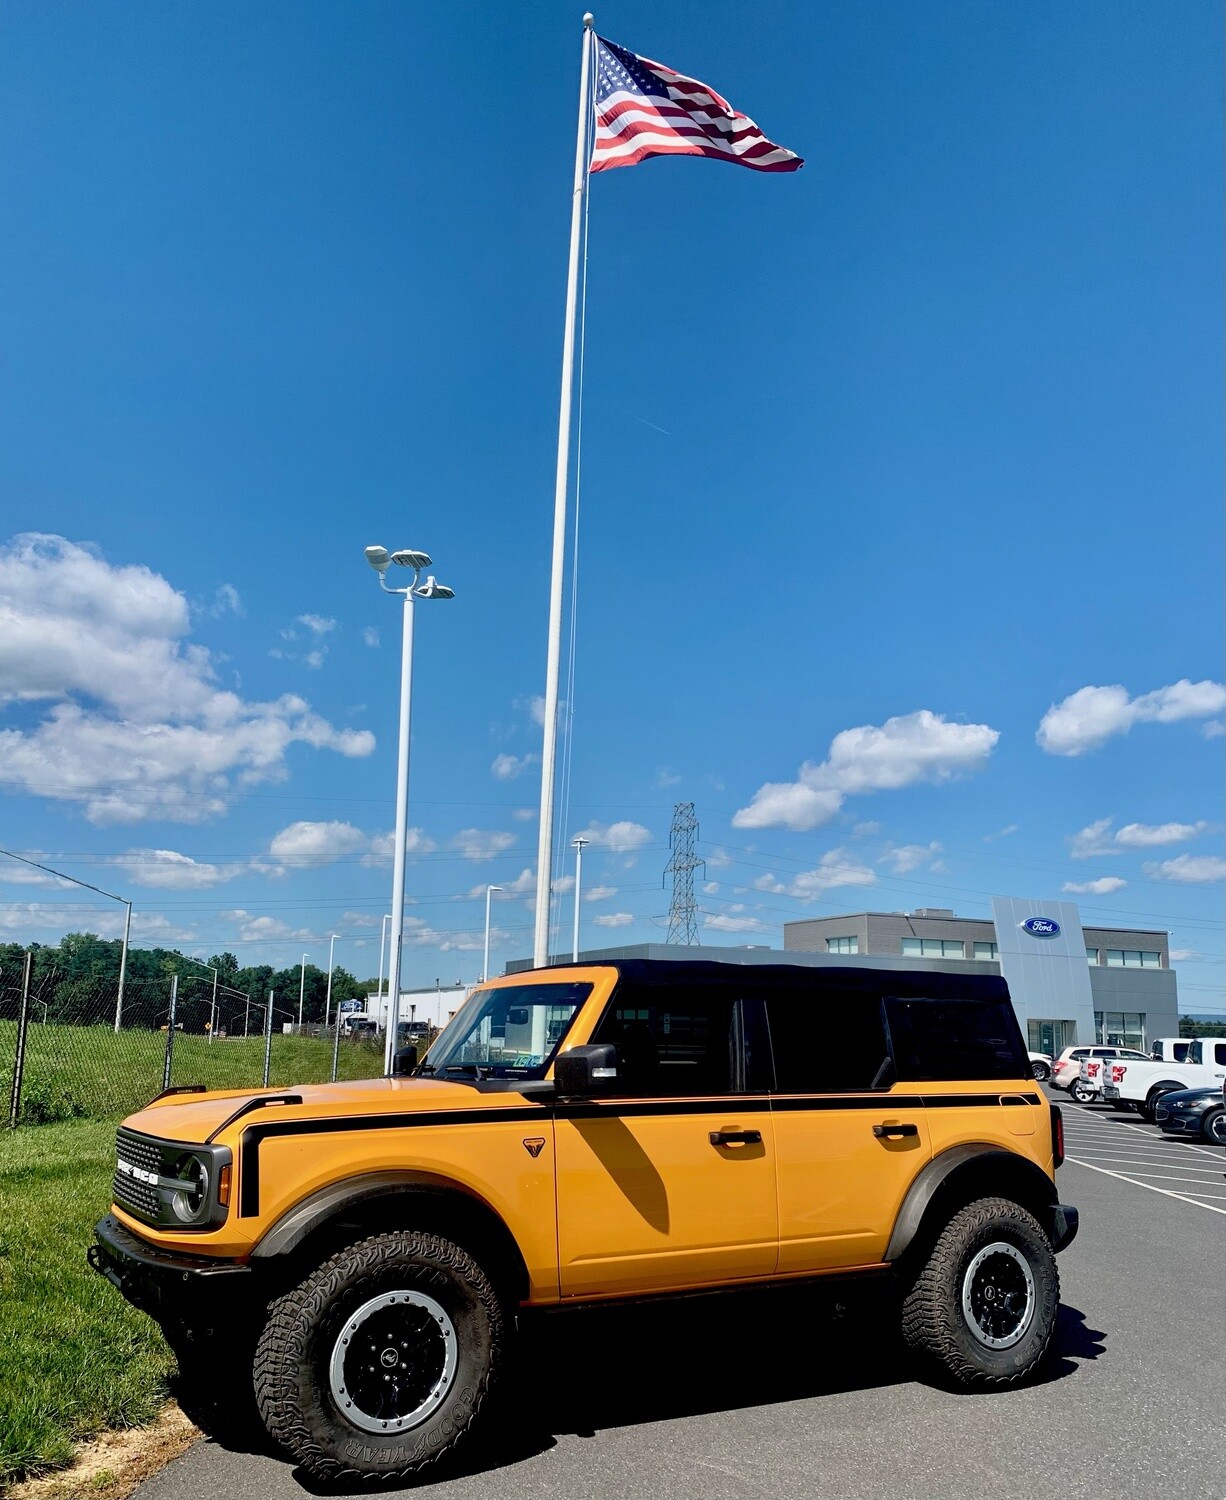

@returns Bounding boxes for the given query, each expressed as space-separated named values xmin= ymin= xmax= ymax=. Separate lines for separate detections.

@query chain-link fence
xmin=2 ymin=957 xmax=386 ymax=1126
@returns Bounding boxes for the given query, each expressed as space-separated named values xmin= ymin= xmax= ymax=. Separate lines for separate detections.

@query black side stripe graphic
xmin=237 ymin=1091 xmax=1042 ymax=1217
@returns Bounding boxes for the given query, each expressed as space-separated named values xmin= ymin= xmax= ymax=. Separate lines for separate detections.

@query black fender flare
xmin=249 ymin=1170 xmax=531 ymax=1298
xmin=884 ymin=1143 xmax=1058 ymax=1263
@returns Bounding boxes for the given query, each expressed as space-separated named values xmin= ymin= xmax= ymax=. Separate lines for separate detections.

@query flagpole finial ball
xmin=583 ymin=13 xmax=594 ymax=27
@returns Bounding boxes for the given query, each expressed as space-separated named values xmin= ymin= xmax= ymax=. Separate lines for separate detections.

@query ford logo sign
xmin=1022 ymin=917 xmax=1061 ymax=939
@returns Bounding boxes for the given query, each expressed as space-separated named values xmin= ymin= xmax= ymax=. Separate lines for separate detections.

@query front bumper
xmin=1051 ymin=1204 xmax=1079 ymax=1253
xmin=88 ymin=1214 xmax=251 ymax=1327
xmin=1156 ymin=1111 xmax=1207 ymax=1135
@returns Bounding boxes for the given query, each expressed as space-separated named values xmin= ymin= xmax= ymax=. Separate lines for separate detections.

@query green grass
xmin=0 ymin=1022 xmax=386 ymax=1124
xmin=0 ymin=1118 xmax=174 ymax=1489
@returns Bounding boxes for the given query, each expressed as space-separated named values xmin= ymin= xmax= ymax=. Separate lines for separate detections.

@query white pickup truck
xmin=1101 ymin=1037 xmax=1226 ymax=1120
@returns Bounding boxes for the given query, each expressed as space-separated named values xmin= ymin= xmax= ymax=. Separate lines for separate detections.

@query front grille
xmin=114 ymin=1129 xmax=164 ymax=1225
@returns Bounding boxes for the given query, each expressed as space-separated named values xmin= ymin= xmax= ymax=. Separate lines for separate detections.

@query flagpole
xmin=534 ymin=14 xmax=595 ymax=968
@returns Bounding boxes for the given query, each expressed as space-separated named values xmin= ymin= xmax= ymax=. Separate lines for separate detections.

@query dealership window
xmin=1105 ymin=950 xmax=1162 ymax=969
xmin=826 ymin=935 xmax=859 ymax=954
xmin=1094 ymin=1012 xmax=1146 ymax=1050
xmin=972 ymin=941 xmax=999 ymax=960
xmin=1085 ymin=947 xmax=1099 ymax=964
xmin=902 ymin=937 xmax=966 ymax=959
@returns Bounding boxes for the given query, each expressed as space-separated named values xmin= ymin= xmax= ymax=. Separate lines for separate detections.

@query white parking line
xmin=1064 ymin=1156 xmax=1226 ymax=1215
xmin=1061 ymin=1108 xmax=1226 ymax=1160
xmin=1059 ymin=1136 xmax=1225 ymax=1160
xmin=1064 ymin=1151 xmax=1226 ymax=1181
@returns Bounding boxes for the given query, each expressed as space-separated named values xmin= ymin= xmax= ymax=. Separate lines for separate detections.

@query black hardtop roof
xmin=537 ymin=957 xmax=1010 ymax=1003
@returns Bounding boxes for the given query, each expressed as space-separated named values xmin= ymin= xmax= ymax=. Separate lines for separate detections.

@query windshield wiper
xmin=415 ymin=1063 xmax=437 ymax=1074
xmin=442 ymin=1063 xmax=491 ymax=1080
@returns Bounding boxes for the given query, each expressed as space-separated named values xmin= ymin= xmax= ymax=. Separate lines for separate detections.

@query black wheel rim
xmin=961 ymin=1242 xmax=1036 ymax=1350
xmin=329 ymin=1290 xmax=457 ymax=1435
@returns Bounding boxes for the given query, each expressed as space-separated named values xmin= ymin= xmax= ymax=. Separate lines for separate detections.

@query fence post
xmin=8 ymin=951 xmax=32 ymax=1127
xmin=162 ymin=974 xmax=178 ymax=1093
xmin=330 ymin=1002 xmax=342 ymax=1083
xmin=262 ymin=988 xmax=274 ymax=1087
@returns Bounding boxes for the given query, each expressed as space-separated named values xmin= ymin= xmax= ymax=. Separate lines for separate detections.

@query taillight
xmin=1051 ymin=1104 xmax=1065 ymax=1169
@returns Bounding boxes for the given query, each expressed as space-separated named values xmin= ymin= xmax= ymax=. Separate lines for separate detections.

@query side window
xmin=592 ymin=985 xmax=735 ymax=1096
xmin=1071 ymin=1049 xmax=1089 ymax=1059
xmin=885 ymin=997 xmax=1028 ymax=1082
xmin=765 ymin=993 xmax=890 ymax=1092
xmin=1216 ymin=1043 xmax=1226 ymax=1067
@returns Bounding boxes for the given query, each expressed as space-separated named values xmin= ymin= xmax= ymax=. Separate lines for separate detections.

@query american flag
xmin=590 ymin=36 xmax=802 ymax=175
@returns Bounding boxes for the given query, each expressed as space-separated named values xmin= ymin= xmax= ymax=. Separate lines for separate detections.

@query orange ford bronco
xmin=90 ymin=959 xmax=1077 ymax=1482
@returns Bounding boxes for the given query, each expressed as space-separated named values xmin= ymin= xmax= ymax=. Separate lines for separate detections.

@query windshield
xmin=421 ymin=981 xmax=592 ymax=1079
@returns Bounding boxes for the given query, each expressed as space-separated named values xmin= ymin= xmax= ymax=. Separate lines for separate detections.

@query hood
xmin=119 ymin=1075 xmax=514 ymax=1146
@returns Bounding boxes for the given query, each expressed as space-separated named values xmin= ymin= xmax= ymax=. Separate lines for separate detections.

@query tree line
xmin=0 ymin=933 xmax=371 ymax=1029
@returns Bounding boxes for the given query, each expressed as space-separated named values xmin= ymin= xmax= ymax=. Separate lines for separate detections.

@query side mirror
xmin=391 ymin=1045 xmax=418 ymax=1077
xmin=554 ymin=1043 xmax=618 ymax=1097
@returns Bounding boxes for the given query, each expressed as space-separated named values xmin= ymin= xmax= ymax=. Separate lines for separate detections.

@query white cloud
xmin=882 ymin=841 xmax=942 ymax=875
xmin=704 ymin=913 xmax=772 ymax=934
xmin=207 ymin=583 xmax=244 ymax=619
xmin=1203 ymin=721 xmax=1225 ymax=740
xmin=753 ymin=849 xmax=878 ymax=900
xmin=455 ymin=828 xmax=517 ymax=862
xmin=0 ymin=534 xmax=373 ymax=824
xmin=1169 ymin=949 xmax=1201 ymax=963
xmin=362 ymin=627 xmax=380 ymax=648
xmin=852 ymin=821 xmax=882 ymax=837
xmin=1071 ymin=817 xmax=1212 ymax=858
xmin=593 ymin=911 xmax=634 ymax=928
xmin=653 ymin=768 xmax=681 ymax=789
xmin=297 ymin=615 xmax=336 ymax=636
xmin=1143 ymin=855 xmax=1226 ymax=884
xmin=573 ymin=820 xmax=652 ymax=854
xmin=270 ymin=820 xmax=370 ymax=862
xmin=227 ymin=909 xmax=313 ymax=942
xmin=703 ymin=881 xmax=720 ymax=894
xmin=511 ymin=807 xmax=537 ymax=822
xmin=303 ymin=649 xmax=325 ymax=670
xmin=340 ymin=911 xmax=382 ymax=929
xmin=490 ymin=752 xmax=538 ymax=782
xmin=0 ymin=855 xmax=74 ymax=889
xmin=112 ymin=848 xmax=242 ymax=890
xmin=552 ymin=874 xmax=575 ymax=895
xmin=513 ymin=694 xmax=546 ymax=728
xmin=1037 ymin=679 xmax=1226 ymax=756
xmin=734 ymin=710 xmax=999 ymax=831
xmin=1062 ymin=877 xmax=1128 ymax=895
xmin=586 ymin=884 xmax=617 ymax=902
xmin=1115 ymin=821 xmax=1212 ymax=848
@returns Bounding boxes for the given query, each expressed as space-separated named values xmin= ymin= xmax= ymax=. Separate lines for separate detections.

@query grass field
xmin=0 ymin=1023 xmax=385 ymax=1124
xmin=0 ymin=1117 xmax=174 ymax=1490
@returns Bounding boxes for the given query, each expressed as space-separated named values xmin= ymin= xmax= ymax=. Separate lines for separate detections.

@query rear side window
xmin=1216 ymin=1042 xmax=1226 ymax=1067
xmin=765 ymin=994 xmax=890 ymax=1092
xmin=885 ymin=997 xmax=1028 ymax=1082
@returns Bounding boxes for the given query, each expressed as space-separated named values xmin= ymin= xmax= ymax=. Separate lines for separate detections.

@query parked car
xmin=90 ymin=958 xmax=1077 ymax=1484
xmin=1052 ymin=1045 xmax=1143 ymax=1096
xmin=1153 ymin=1086 xmax=1226 ymax=1145
xmin=1102 ymin=1038 xmax=1226 ymax=1121
xmin=1150 ymin=1037 xmax=1194 ymax=1063
xmin=1028 ymin=1051 xmax=1053 ymax=1082
xmin=1071 ymin=1048 xmax=1150 ymax=1105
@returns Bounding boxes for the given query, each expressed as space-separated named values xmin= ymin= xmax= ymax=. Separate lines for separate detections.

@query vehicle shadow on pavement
xmin=285 ymin=1287 xmax=1106 ymax=1494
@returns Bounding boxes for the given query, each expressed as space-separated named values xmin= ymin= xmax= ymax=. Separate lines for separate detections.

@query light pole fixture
xmin=365 ymin=542 xmax=455 ymax=1073
xmin=482 ymin=886 xmax=503 ymax=984
xmin=324 ymin=934 xmax=337 ymax=1030
xmin=571 ymin=836 xmax=589 ymax=962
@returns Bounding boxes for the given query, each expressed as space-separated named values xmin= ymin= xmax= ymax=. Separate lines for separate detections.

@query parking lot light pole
xmin=364 ymin=544 xmax=455 ymax=1073
xmin=298 ymin=952 xmax=308 ymax=1029
xmin=324 ymin=934 xmax=336 ymax=1029
xmin=482 ymin=886 xmax=502 ymax=983
xmin=571 ymin=837 xmax=589 ymax=962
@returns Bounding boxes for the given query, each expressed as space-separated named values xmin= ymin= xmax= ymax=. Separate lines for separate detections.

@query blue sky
xmin=0 ymin=1 xmax=1221 ymax=1009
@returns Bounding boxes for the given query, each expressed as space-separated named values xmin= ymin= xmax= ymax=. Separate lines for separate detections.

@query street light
xmin=365 ymin=542 xmax=455 ymax=1073
xmin=571 ymin=836 xmax=589 ymax=962
xmin=324 ymin=934 xmax=337 ymax=1029
xmin=298 ymin=952 xmax=309 ymax=1029
xmin=482 ymin=886 xmax=503 ymax=983
xmin=0 ymin=847 xmax=133 ymax=1031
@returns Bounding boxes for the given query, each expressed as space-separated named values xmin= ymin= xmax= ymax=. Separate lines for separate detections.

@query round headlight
xmin=169 ymin=1154 xmax=210 ymax=1223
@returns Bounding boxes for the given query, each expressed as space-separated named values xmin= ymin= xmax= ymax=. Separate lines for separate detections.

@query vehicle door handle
xmin=873 ymin=1122 xmax=919 ymax=1139
xmin=709 ymin=1129 xmax=762 ymax=1147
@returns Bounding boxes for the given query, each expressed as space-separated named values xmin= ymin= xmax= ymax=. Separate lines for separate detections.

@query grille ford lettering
xmin=116 ymin=1159 xmax=160 ymax=1187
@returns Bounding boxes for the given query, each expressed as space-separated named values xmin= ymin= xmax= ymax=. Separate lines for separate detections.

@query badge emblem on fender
xmin=522 ymin=1137 xmax=546 ymax=1158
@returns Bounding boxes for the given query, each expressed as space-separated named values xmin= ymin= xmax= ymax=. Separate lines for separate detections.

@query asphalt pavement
xmin=133 ymin=1097 xmax=1226 ymax=1500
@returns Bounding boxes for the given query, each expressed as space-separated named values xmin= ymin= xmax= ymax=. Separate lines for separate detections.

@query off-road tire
xmin=900 ymin=1196 xmax=1058 ymax=1389
xmin=253 ymin=1230 xmax=506 ymax=1483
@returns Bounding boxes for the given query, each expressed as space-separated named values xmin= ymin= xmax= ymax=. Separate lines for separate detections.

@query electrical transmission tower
xmin=665 ymin=802 xmax=705 ymax=945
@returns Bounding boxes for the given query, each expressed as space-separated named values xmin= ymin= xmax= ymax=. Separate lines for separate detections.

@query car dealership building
xmin=537 ymin=896 xmax=1178 ymax=1056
